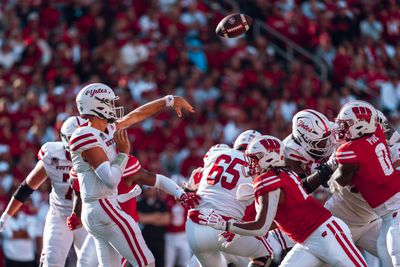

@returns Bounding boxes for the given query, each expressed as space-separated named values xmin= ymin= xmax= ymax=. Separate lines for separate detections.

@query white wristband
xmin=1 ymin=213 xmax=11 ymax=222
xmin=164 ymin=95 xmax=174 ymax=107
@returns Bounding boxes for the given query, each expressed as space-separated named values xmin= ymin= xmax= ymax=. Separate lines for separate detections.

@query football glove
xmin=218 ymin=231 xmax=239 ymax=248
xmin=66 ymin=213 xmax=82 ymax=231
xmin=179 ymin=192 xmax=201 ymax=209
xmin=0 ymin=213 xmax=10 ymax=232
xmin=198 ymin=210 xmax=228 ymax=231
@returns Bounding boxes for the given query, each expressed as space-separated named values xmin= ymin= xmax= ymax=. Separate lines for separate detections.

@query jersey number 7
xmin=207 ymin=154 xmax=248 ymax=190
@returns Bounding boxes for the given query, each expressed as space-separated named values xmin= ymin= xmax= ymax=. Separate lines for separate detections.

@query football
xmin=215 ymin=13 xmax=253 ymax=38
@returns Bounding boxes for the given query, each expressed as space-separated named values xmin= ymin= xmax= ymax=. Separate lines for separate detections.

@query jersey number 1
xmin=207 ymin=155 xmax=247 ymax=190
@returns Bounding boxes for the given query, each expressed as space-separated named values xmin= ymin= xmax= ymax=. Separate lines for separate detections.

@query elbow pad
xmin=95 ymin=153 xmax=128 ymax=189
xmin=229 ymin=189 xmax=280 ymax=236
xmin=155 ymin=174 xmax=185 ymax=198
xmin=13 ymin=181 xmax=34 ymax=203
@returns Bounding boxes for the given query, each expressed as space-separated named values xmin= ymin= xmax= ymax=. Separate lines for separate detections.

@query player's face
xmin=334 ymin=120 xmax=352 ymax=141
xmin=309 ymin=131 xmax=333 ymax=158
xmin=245 ymin=154 xmax=261 ymax=176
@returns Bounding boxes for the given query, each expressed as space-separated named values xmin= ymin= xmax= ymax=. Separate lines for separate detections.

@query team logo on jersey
xmin=352 ymin=106 xmax=372 ymax=123
xmin=260 ymin=139 xmax=280 ymax=152
xmin=51 ymin=157 xmax=59 ymax=166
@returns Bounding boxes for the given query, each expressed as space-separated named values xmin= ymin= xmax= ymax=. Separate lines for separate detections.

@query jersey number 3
xmin=207 ymin=155 xmax=247 ymax=190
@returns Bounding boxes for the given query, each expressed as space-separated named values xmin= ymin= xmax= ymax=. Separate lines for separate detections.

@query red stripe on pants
xmin=277 ymin=228 xmax=288 ymax=249
xmin=104 ymin=199 xmax=149 ymax=266
xmin=99 ymin=199 xmax=142 ymax=266
xmin=332 ymin=220 xmax=367 ymax=267
xmin=256 ymin=236 xmax=273 ymax=256
xmin=326 ymin=223 xmax=362 ymax=267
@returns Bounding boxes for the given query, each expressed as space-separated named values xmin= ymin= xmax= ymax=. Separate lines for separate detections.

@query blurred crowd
xmin=0 ymin=0 xmax=399 ymax=265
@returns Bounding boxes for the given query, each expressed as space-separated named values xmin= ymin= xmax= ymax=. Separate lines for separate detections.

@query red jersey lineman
xmin=334 ymin=100 xmax=400 ymax=266
xmin=200 ymin=135 xmax=367 ymax=267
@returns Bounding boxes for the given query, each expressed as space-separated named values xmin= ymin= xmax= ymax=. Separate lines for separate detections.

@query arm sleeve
xmin=229 ymin=189 xmax=280 ymax=236
xmin=94 ymin=153 xmax=129 ymax=188
xmin=155 ymin=174 xmax=185 ymax=198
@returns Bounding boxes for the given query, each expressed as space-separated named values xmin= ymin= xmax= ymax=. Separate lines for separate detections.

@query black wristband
xmin=13 ymin=181 xmax=34 ymax=203
xmin=316 ymin=163 xmax=333 ymax=188
xmin=302 ymin=179 xmax=313 ymax=194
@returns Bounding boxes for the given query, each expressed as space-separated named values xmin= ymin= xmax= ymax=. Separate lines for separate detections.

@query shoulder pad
xmin=283 ymin=136 xmax=309 ymax=163
xmin=70 ymin=126 xmax=100 ymax=153
xmin=253 ymin=170 xmax=281 ymax=198
xmin=38 ymin=142 xmax=66 ymax=164
xmin=203 ymin=145 xmax=237 ymax=168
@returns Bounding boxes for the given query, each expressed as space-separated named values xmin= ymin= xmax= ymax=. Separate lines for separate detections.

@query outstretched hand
xmin=173 ymin=96 xmax=195 ymax=117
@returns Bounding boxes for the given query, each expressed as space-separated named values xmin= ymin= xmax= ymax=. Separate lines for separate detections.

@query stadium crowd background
xmin=0 ymin=0 xmax=399 ymax=266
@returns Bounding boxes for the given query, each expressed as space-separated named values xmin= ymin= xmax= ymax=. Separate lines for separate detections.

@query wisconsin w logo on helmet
xmin=351 ymin=106 xmax=372 ymax=123
xmin=260 ymin=139 xmax=280 ymax=153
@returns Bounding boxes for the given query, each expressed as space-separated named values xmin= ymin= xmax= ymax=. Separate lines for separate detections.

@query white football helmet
xmin=335 ymin=100 xmax=377 ymax=141
xmin=245 ymin=135 xmax=285 ymax=175
xmin=233 ymin=130 xmax=262 ymax=151
xmin=75 ymin=83 xmax=123 ymax=123
xmin=60 ymin=116 xmax=86 ymax=151
xmin=292 ymin=109 xmax=334 ymax=158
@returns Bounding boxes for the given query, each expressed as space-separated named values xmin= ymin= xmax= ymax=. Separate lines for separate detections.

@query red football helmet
xmin=335 ymin=100 xmax=377 ymax=141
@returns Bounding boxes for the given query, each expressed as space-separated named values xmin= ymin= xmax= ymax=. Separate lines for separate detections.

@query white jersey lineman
xmin=38 ymin=141 xmax=88 ymax=267
xmin=70 ymin=123 xmax=154 ymax=267
xmin=283 ymin=135 xmax=380 ymax=256
xmin=186 ymin=144 xmax=273 ymax=267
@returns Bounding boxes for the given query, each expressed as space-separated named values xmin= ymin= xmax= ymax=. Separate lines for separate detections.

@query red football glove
xmin=218 ymin=231 xmax=238 ymax=247
xmin=179 ymin=192 xmax=201 ymax=209
xmin=66 ymin=213 xmax=82 ymax=231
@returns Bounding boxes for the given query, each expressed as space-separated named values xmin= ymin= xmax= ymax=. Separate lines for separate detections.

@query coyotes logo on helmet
xmin=260 ymin=139 xmax=280 ymax=152
xmin=351 ymin=106 xmax=372 ymax=123
xmin=297 ymin=118 xmax=313 ymax=133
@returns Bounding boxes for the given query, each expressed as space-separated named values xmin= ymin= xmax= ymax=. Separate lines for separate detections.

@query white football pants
xmin=280 ymin=216 xmax=367 ymax=267
xmin=40 ymin=207 xmax=88 ymax=267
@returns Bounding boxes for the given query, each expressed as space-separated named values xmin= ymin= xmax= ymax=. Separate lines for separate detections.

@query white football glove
xmin=218 ymin=231 xmax=239 ymax=248
xmin=198 ymin=210 xmax=228 ymax=231
xmin=117 ymin=185 xmax=142 ymax=203
xmin=0 ymin=213 xmax=11 ymax=232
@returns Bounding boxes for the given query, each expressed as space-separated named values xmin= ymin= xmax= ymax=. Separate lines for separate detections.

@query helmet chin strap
xmin=91 ymin=109 xmax=115 ymax=123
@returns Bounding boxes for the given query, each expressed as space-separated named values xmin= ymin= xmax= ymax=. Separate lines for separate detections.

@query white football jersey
xmin=196 ymin=145 xmax=251 ymax=219
xmin=325 ymin=181 xmax=378 ymax=226
xmin=70 ymin=123 xmax=118 ymax=203
xmin=283 ymin=135 xmax=321 ymax=174
xmin=38 ymin=142 xmax=73 ymax=218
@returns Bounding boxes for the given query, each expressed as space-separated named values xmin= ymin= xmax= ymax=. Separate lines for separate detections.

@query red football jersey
xmin=254 ymin=169 xmax=332 ymax=243
xmin=119 ymin=155 xmax=142 ymax=222
xmin=336 ymin=125 xmax=400 ymax=208
xmin=165 ymin=195 xmax=188 ymax=233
